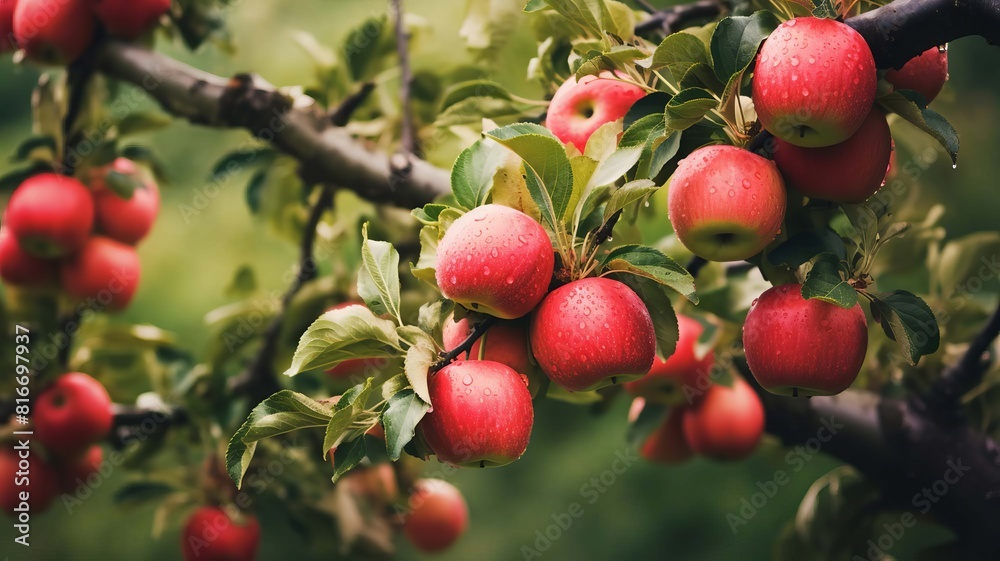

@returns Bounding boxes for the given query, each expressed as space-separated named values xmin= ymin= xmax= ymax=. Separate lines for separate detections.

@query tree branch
xmin=228 ymin=183 xmax=336 ymax=402
xmin=330 ymin=82 xmax=376 ymax=126
xmin=392 ymin=0 xmax=416 ymax=156
xmin=926 ymin=301 xmax=1000 ymax=411
xmin=635 ymin=0 xmax=727 ymax=35
xmin=93 ymin=41 xmax=449 ymax=209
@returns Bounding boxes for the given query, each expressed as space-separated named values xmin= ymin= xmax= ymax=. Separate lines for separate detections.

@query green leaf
xmin=284 ymin=305 xmax=401 ymax=376
xmin=359 ymin=224 xmax=401 ymax=322
xmin=342 ymin=15 xmax=389 ymax=81
xmin=769 ymin=229 xmax=846 ymax=268
xmin=665 ymin=88 xmax=717 ymax=131
xmin=417 ymin=299 xmax=454 ymax=344
xmin=622 ymin=275 xmax=680 ymax=359
xmin=870 ymin=290 xmax=940 ymax=365
xmin=411 ymin=203 xmax=455 ymax=225
xmin=811 ymin=0 xmax=839 ymax=19
xmin=210 ymin=148 xmax=277 ymax=178
xmin=451 ymin=139 xmax=509 ymax=210
xmin=710 ymin=11 xmax=780 ymax=83
xmin=116 ymin=111 xmax=172 ymax=137
xmin=225 ymin=265 xmax=257 ymax=297
xmin=537 ymin=0 xmax=611 ymax=36
xmin=603 ymin=180 xmax=658 ymax=221
xmin=331 ymin=438 xmax=367 ymax=482
xmin=12 ymin=136 xmax=57 ymax=163
xmin=651 ymin=32 xmax=709 ymax=77
xmin=485 ymin=123 xmax=574 ymax=228
xmin=435 ymin=96 xmax=529 ymax=127
xmin=245 ymin=171 xmax=267 ymax=214
xmin=936 ymin=232 xmax=1000 ymax=297
xmin=604 ymin=245 xmax=698 ymax=303
xmin=382 ymin=389 xmax=430 ymax=461
xmin=841 ymin=203 xmax=879 ymax=252
xmin=801 ymin=253 xmax=858 ymax=308
xmin=0 ymin=163 xmax=51 ymax=192
xmin=410 ymin=225 xmax=440 ymax=287
xmin=404 ymin=333 xmax=437 ymax=405
xmin=878 ymin=91 xmax=960 ymax=164
xmin=324 ymin=378 xmax=376 ymax=453
xmin=620 ymin=113 xmax=666 ymax=148
xmin=575 ymin=47 xmax=650 ymax=80
xmin=441 ymin=80 xmax=514 ymax=108
xmin=226 ymin=390 xmax=333 ymax=488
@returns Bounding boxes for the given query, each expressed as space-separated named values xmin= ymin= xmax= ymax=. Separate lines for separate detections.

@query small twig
xmin=330 ymin=82 xmax=376 ymax=126
xmin=593 ymin=211 xmax=622 ymax=248
xmin=108 ymin=403 xmax=188 ymax=449
xmin=925 ymin=301 xmax=1000 ymax=412
xmin=430 ymin=316 xmax=498 ymax=372
xmin=229 ymin=184 xmax=336 ymax=401
xmin=392 ymin=0 xmax=416 ymax=156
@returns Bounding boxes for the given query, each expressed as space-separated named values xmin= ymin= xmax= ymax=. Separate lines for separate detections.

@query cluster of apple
xmin=0 ymin=0 xmax=171 ymax=65
xmin=625 ymin=315 xmax=766 ymax=463
xmin=0 ymin=159 xmax=158 ymax=310
xmin=0 ymin=372 xmax=112 ymax=517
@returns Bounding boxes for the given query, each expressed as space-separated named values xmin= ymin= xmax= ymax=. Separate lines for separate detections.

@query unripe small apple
xmin=5 ymin=173 xmax=94 ymax=257
xmin=886 ymin=47 xmax=948 ymax=103
xmin=13 ymin=0 xmax=95 ymax=64
xmin=667 ymin=145 xmax=786 ymax=262
xmin=0 ymin=448 xmax=59 ymax=516
xmin=89 ymin=158 xmax=160 ymax=245
xmin=0 ymin=226 xmax=57 ymax=286
xmin=681 ymin=378 xmax=765 ymax=461
xmin=60 ymin=236 xmax=141 ymax=310
xmin=34 ymin=372 xmax=113 ymax=458
xmin=0 ymin=0 xmax=17 ymax=52
xmin=640 ymin=406 xmax=693 ymax=465
xmin=59 ymin=445 xmax=103 ymax=494
xmin=442 ymin=315 xmax=530 ymax=375
xmin=625 ymin=314 xmax=714 ymax=402
xmin=418 ymin=360 xmax=533 ymax=467
xmin=753 ymin=17 xmax=877 ymax=147
xmin=181 ymin=506 xmax=260 ymax=561
xmin=743 ymin=283 xmax=868 ymax=396
xmin=531 ymin=277 xmax=655 ymax=392
xmin=772 ymin=109 xmax=892 ymax=203
xmin=545 ymin=71 xmax=647 ymax=152
xmin=91 ymin=0 xmax=170 ymax=39
xmin=403 ymin=479 xmax=469 ymax=553
xmin=436 ymin=204 xmax=554 ymax=319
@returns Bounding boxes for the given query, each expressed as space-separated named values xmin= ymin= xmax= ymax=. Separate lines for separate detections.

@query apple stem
xmin=431 ymin=315 xmax=499 ymax=373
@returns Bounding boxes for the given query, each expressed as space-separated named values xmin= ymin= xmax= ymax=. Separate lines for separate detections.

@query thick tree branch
xmin=635 ymin=0 xmax=727 ymax=35
xmin=926 ymin=301 xmax=1000 ymax=411
xmin=93 ymin=41 xmax=449 ymax=209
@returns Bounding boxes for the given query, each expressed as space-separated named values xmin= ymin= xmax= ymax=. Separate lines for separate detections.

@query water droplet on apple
xmin=465 ymin=388 xmax=473 ymax=395
xmin=802 ymin=88 xmax=809 ymax=97
xmin=490 ymin=248 xmax=499 ymax=258
xmin=583 ymin=307 xmax=592 ymax=316
xmin=728 ymin=189 xmax=735 ymax=197
xmin=742 ymin=179 xmax=751 ymax=189
xmin=751 ymin=298 xmax=759 ymax=306
xmin=483 ymin=266 xmax=491 ymax=276
xmin=465 ymin=254 xmax=472 ymax=262
xmin=462 ymin=374 xmax=474 ymax=385
xmin=486 ymin=235 xmax=494 ymax=243
xmin=808 ymin=56 xmax=816 ymax=64
xmin=473 ymin=214 xmax=487 ymax=222
xmin=475 ymin=229 xmax=483 ymax=237
xmin=506 ymin=276 xmax=514 ymax=284
xmin=603 ymin=323 xmax=610 ymax=329
xmin=579 ymin=354 xmax=588 ymax=362
xmin=484 ymin=387 xmax=492 ymax=396
xmin=517 ymin=234 xmax=528 ymax=245
xmin=790 ymin=56 xmax=799 ymax=67
xmin=709 ymin=187 xmax=717 ymax=194
xmin=450 ymin=275 xmax=457 ymax=284
xmin=579 ymin=321 xmax=586 ymax=329
xmin=791 ymin=74 xmax=798 ymax=82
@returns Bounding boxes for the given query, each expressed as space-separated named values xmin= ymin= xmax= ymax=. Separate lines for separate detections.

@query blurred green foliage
xmin=0 ymin=0 xmax=996 ymax=558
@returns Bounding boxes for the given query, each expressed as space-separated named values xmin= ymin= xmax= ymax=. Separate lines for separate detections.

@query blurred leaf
xmin=879 ymin=91 xmax=960 ymax=164
xmin=104 ymin=169 xmax=143 ymax=199
xmin=936 ymin=232 xmax=1000 ymax=297
xmin=342 ymin=15 xmax=390 ymax=81
xmin=117 ymin=112 xmax=172 ymax=137
xmin=546 ymin=384 xmax=604 ymax=404
xmin=11 ymin=136 xmax=57 ymax=163
xmin=442 ymin=80 xmax=513 ymax=108
xmin=225 ymin=265 xmax=257 ymax=297
xmin=0 ymin=162 xmax=54 ymax=192
xmin=626 ymin=400 xmax=667 ymax=449
xmin=870 ymin=290 xmax=940 ymax=365
xmin=113 ymin=482 xmax=177 ymax=506
xmin=382 ymin=389 xmax=430 ymax=461
xmin=210 ymin=148 xmax=278 ymax=179
xmin=769 ymin=229 xmax=846 ymax=268
xmin=245 ymin=171 xmax=267 ymax=214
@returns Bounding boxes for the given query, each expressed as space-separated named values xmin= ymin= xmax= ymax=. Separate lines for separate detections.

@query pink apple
xmin=625 ymin=313 xmax=714 ymax=402
xmin=91 ymin=0 xmax=171 ymax=39
xmin=5 ymin=173 xmax=94 ymax=257
xmin=13 ymin=0 xmax=95 ymax=64
xmin=435 ymin=204 xmax=554 ymax=319
xmin=403 ymin=479 xmax=468 ymax=553
xmin=743 ymin=283 xmax=868 ymax=396
xmin=886 ymin=46 xmax=948 ymax=104
xmin=531 ymin=277 xmax=655 ymax=392
xmin=772 ymin=108 xmax=892 ymax=203
xmin=60 ymin=236 xmax=141 ymax=310
xmin=753 ymin=17 xmax=877 ymax=147
xmin=89 ymin=158 xmax=160 ymax=245
xmin=681 ymin=378 xmax=764 ymax=461
xmin=545 ymin=71 xmax=647 ymax=152
xmin=442 ymin=315 xmax=530 ymax=374
xmin=667 ymin=145 xmax=786 ymax=261
xmin=418 ymin=360 xmax=533 ymax=467
xmin=640 ymin=406 xmax=693 ymax=465
xmin=0 ymin=226 xmax=57 ymax=286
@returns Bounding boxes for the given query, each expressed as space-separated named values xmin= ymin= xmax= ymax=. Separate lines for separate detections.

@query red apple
xmin=60 ymin=236 xmax=141 ymax=310
xmin=34 ymin=372 xmax=113 ymax=458
xmin=743 ymin=283 xmax=868 ymax=396
xmin=681 ymin=378 xmax=764 ymax=461
xmin=753 ymin=17 xmax=877 ymax=147
xmin=0 ymin=226 xmax=57 ymax=286
xmin=89 ymin=158 xmax=160 ymax=245
xmin=324 ymin=303 xmax=384 ymax=379
xmin=435 ymin=204 xmax=554 ymax=319
xmin=0 ymin=448 xmax=59 ymax=516
xmin=772 ymin=109 xmax=892 ymax=203
xmin=625 ymin=313 xmax=714 ymax=402
xmin=545 ymin=71 xmax=647 ymax=152
xmin=0 ymin=0 xmax=17 ymax=52
xmin=531 ymin=277 xmax=655 ymax=392
xmin=640 ymin=407 xmax=693 ymax=465
xmin=403 ymin=479 xmax=468 ymax=553
xmin=418 ymin=360 xmax=533 ymax=467
xmin=181 ymin=506 xmax=260 ymax=561
xmin=91 ymin=0 xmax=170 ymax=39
xmin=60 ymin=445 xmax=103 ymax=494
xmin=667 ymin=145 xmax=786 ymax=262
xmin=5 ymin=173 xmax=94 ymax=257
xmin=442 ymin=315 xmax=530 ymax=374
xmin=13 ymin=0 xmax=95 ymax=64
xmin=886 ymin=46 xmax=948 ymax=104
